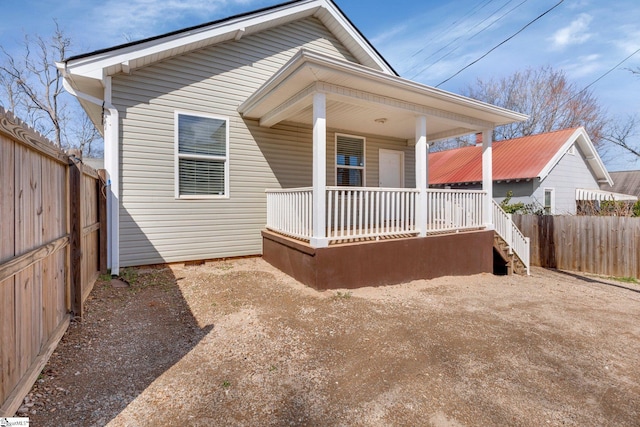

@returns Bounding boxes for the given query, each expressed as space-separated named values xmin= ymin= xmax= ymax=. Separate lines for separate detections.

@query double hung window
xmin=544 ymin=188 xmax=554 ymax=214
xmin=336 ymin=134 xmax=365 ymax=187
xmin=175 ymin=112 xmax=229 ymax=198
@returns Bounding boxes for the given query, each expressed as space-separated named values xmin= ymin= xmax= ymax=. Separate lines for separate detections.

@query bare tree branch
xmin=0 ymin=21 xmax=101 ymax=155
xmin=601 ymin=115 xmax=640 ymax=158
xmin=463 ymin=66 xmax=609 ymax=145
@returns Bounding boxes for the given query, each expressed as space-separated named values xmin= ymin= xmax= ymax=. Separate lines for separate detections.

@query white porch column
xmin=415 ymin=116 xmax=428 ymax=237
xmin=310 ymin=92 xmax=328 ymax=248
xmin=482 ymin=128 xmax=494 ymax=229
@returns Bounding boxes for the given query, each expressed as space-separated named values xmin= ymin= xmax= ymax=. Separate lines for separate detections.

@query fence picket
xmin=0 ymin=109 xmax=105 ymax=415
xmin=513 ymin=214 xmax=640 ymax=278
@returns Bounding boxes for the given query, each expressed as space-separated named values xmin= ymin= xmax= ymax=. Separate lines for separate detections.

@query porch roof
xmin=238 ymin=49 xmax=528 ymax=142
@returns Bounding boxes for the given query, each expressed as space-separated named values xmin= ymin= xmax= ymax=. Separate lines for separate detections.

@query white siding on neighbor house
xmin=489 ymin=144 xmax=600 ymax=214
xmin=530 ymin=145 xmax=599 ymax=214
xmin=491 ymin=181 xmax=535 ymax=207
xmin=112 ymin=17 xmax=412 ymax=266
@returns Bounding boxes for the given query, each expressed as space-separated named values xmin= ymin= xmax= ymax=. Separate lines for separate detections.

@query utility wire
xmin=410 ymin=0 xmax=528 ymax=79
xmin=435 ymin=0 xmax=564 ymax=87
xmin=408 ymin=0 xmax=515 ymax=75
xmin=562 ymin=47 xmax=640 ymax=106
xmin=409 ymin=0 xmax=496 ymax=60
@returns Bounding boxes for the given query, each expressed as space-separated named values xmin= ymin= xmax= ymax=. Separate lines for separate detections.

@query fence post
xmin=68 ymin=149 xmax=83 ymax=318
xmin=97 ymin=169 xmax=108 ymax=274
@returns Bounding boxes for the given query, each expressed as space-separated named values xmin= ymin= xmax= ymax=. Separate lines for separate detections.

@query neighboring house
xmin=83 ymin=157 xmax=104 ymax=170
xmin=58 ymin=0 xmax=530 ymax=288
xmin=601 ymin=170 xmax=640 ymax=199
xmin=429 ymin=127 xmax=636 ymax=215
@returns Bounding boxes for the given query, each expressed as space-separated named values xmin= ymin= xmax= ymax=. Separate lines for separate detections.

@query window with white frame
xmin=544 ymin=188 xmax=554 ymax=214
xmin=336 ymin=134 xmax=365 ymax=186
xmin=175 ymin=112 xmax=229 ymax=198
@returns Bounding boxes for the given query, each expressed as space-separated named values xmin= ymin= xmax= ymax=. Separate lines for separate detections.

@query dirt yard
xmin=23 ymin=258 xmax=640 ymax=426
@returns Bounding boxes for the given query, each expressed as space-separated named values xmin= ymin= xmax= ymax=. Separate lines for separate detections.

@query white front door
xmin=379 ymin=149 xmax=404 ymax=188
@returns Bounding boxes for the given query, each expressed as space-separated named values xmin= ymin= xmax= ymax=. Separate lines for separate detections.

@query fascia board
xmin=60 ymin=0 xmax=397 ymax=81
xmin=318 ymin=1 xmax=396 ymax=75
xmin=297 ymin=52 xmax=528 ymax=124
xmin=62 ymin=0 xmax=324 ymax=79
xmin=537 ymin=127 xmax=613 ymax=186
xmin=575 ymin=128 xmax=613 ymax=186
xmin=239 ymin=49 xmax=528 ymax=126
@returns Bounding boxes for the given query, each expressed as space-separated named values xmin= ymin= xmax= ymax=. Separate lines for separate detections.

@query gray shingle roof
xmin=601 ymin=170 xmax=640 ymax=197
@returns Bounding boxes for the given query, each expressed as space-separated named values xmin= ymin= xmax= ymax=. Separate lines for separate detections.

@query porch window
xmin=336 ymin=134 xmax=365 ymax=186
xmin=175 ymin=112 xmax=229 ymax=198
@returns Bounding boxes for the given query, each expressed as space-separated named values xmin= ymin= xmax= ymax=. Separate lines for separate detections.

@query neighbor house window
xmin=544 ymin=188 xmax=554 ymax=214
xmin=175 ymin=112 xmax=229 ymax=198
xmin=336 ymin=134 xmax=365 ymax=186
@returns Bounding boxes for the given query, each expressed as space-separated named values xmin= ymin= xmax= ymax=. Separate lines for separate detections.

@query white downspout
xmin=61 ymin=77 xmax=120 ymax=276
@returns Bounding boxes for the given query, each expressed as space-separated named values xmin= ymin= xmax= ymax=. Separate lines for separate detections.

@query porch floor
xmin=268 ymin=225 xmax=487 ymax=247
xmin=262 ymin=228 xmax=495 ymax=290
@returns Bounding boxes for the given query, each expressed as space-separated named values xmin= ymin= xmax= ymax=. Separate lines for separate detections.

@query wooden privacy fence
xmin=512 ymin=214 xmax=640 ymax=279
xmin=0 ymin=108 xmax=106 ymax=416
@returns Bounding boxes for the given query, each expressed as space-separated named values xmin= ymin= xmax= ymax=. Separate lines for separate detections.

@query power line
xmin=563 ymin=47 xmax=640 ymax=106
xmin=410 ymin=0 xmax=528 ymax=80
xmin=435 ymin=0 xmax=564 ymax=87
xmin=408 ymin=0 xmax=515 ymax=75
xmin=409 ymin=0 xmax=496 ymax=60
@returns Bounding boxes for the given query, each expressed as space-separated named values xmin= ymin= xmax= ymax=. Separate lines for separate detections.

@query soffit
xmin=239 ymin=50 xmax=527 ymax=141
xmin=60 ymin=0 xmax=393 ymax=81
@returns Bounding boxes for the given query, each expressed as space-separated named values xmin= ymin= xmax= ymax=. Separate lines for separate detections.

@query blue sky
xmin=1 ymin=0 xmax=639 ymax=169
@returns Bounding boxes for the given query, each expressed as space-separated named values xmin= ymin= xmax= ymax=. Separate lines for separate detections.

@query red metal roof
xmin=429 ymin=128 xmax=580 ymax=184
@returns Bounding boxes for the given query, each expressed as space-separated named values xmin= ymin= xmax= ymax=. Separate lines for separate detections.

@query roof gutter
xmin=59 ymin=68 xmax=121 ymax=276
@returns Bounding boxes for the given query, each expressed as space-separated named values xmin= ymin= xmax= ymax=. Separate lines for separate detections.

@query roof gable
xmin=238 ymin=49 xmax=528 ymax=140
xmin=429 ymin=127 xmax=612 ymax=185
xmin=59 ymin=0 xmax=395 ymax=81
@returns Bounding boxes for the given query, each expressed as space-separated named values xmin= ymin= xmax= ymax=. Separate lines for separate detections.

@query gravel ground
xmin=21 ymin=258 xmax=640 ymax=426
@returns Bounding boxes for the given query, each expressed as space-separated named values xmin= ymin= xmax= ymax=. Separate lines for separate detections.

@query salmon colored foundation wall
xmin=262 ymin=230 xmax=494 ymax=290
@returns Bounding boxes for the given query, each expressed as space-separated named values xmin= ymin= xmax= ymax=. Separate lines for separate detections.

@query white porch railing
xmin=326 ymin=187 xmax=418 ymax=241
xmin=266 ymin=187 xmax=488 ymax=242
xmin=265 ymin=187 xmax=313 ymax=240
xmin=426 ymin=189 xmax=485 ymax=233
xmin=265 ymin=188 xmax=530 ymax=274
xmin=492 ymin=200 xmax=530 ymax=274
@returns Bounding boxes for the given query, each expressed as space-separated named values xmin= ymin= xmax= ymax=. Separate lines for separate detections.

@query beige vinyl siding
xmin=113 ymin=17 xmax=364 ymax=266
xmin=325 ymin=133 xmax=415 ymax=187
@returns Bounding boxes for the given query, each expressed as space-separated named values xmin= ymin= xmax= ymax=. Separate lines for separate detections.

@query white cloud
xmin=613 ymin=28 xmax=640 ymax=55
xmin=96 ymin=0 xmax=264 ymax=43
xmin=560 ymin=53 xmax=602 ymax=78
xmin=549 ymin=13 xmax=593 ymax=50
xmin=565 ymin=0 xmax=591 ymax=11
xmin=370 ymin=24 xmax=408 ymax=46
